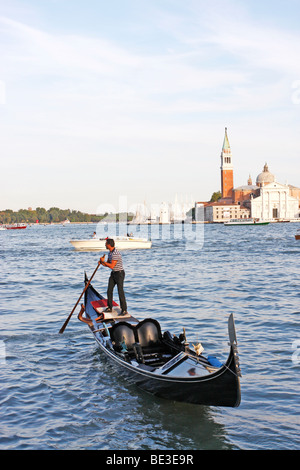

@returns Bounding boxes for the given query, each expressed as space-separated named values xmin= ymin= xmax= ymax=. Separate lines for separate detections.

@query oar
xmin=59 ymin=262 xmax=101 ymax=334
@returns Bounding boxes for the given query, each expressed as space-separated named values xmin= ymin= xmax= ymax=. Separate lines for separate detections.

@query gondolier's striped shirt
xmin=108 ymin=248 xmax=124 ymax=271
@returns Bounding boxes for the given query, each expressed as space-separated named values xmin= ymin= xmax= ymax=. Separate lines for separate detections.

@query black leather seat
xmin=110 ymin=322 xmax=136 ymax=350
xmin=136 ymin=319 xmax=162 ymax=348
xmin=110 ymin=319 xmax=164 ymax=359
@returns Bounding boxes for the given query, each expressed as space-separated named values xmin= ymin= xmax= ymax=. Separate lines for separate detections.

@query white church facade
xmin=251 ymin=181 xmax=299 ymax=221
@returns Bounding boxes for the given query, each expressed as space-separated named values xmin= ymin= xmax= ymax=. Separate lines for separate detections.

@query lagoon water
xmin=0 ymin=222 xmax=299 ymax=450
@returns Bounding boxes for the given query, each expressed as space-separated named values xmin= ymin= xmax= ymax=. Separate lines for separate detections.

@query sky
xmin=0 ymin=0 xmax=300 ymax=214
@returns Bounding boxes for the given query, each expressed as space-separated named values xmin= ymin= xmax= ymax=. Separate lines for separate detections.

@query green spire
xmin=223 ymin=127 xmax=231 ymax=151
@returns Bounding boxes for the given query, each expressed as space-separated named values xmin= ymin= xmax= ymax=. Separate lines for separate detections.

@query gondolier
xmin=99 ymin=238 xmax=128 ymax=316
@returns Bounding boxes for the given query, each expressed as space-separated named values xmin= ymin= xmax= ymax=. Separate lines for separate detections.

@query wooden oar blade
xmin=59 ymin=315 xmax=72 ymax=334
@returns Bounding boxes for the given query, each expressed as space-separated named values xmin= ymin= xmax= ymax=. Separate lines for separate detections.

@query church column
xmin=279 ymin=190 xmax=282 ymax=219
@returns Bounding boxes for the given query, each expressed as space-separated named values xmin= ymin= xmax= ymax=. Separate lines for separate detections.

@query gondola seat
xmin=110 ymin=319 xmax=165 ymax=359
xmin=136 ymin=319 xmax=163 ymax=350
xmin=110 ymin=322 xmax=136 ymax=351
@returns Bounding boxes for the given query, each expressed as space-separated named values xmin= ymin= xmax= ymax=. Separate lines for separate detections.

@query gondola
xmin=78 ymin=277 xmax=241 ymax=407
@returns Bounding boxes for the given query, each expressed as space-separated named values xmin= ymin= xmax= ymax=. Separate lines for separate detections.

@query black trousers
xmin=107 ymin=270 xmax=127 ymax=312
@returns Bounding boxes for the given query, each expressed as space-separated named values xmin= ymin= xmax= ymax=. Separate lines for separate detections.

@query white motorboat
xmin=70 ymin=236 xmax=152 ymax=251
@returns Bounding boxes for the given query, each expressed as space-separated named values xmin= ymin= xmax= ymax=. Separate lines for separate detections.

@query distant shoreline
xmin=0 ymin=207 xmax=134 ymax=225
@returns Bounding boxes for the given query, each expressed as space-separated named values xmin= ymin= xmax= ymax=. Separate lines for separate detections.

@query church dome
xmin=256 ymin=163 xmax=275 ymax=187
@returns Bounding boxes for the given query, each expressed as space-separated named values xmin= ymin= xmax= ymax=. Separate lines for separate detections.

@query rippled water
xmin=0 ymin=222 xmax=299 ymax=450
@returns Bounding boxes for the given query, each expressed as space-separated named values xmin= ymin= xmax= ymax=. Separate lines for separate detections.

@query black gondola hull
xmin=95 ymin=338 xmax=241 ymax=407
xmin=82 ymin=282 xmax=241 ymax=407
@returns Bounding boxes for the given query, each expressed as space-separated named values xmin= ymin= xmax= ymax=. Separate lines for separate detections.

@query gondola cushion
xmin=91 ymin=299 xmax=119 ymax=313
xmin=207 ymin=355 xmax=223 ymax=368
xmin=136 ymin=319 xmax=162 ymax=347
xmin=110 ymin=322 xmax=136 ymax=350
xmin=110 ymin=319 xmax=163 ymax=351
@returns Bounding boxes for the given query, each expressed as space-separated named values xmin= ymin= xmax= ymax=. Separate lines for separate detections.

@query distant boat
xmin=224 ymin=218 xmax=269 ymax=226
xmin=295 ymin=230 xmax=300 ymax=240
xmin=0 ymin=226 xmax=7 ymax=230
xmin=70 ymin=236 xmax=152 ymax=251
xmin=5 ymin=224 xmax=27 ymax=230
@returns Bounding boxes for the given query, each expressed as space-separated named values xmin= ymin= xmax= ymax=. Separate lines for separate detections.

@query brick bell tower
xmin=220 ymin=127 xmax=234 ymax=201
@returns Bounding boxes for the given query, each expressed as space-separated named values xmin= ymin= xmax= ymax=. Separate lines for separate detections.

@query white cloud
xmin=209 ymin=19 xmax=300 ymax=77
xmin=0 ymin=2 xmax=299 ymax=211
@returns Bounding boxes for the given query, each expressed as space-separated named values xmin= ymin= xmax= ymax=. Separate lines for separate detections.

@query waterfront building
xmin=248 ymin=163 xmax=299 ymax=220
xmin=197 ymin=128 xmax=300 ymax=222
xmin=232 ymin=174 xmax=259 ymax=204
xmin=251 ymin=180 xmax=299 ymax=220
xmin=199 ymin=128 xmax=250 ymax=222
xmin=204 ymin=201 xmax=250 ymax=223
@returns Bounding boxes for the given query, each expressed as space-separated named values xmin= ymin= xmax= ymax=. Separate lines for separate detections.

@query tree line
xmin=1 ymin=193 xmax=222 ymax=224
xmin=0 ymin=207 xmax=132 ymax=224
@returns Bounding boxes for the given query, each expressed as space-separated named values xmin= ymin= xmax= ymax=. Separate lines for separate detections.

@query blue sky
xmin=0 ymin=0 xmax=300 ymax=213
